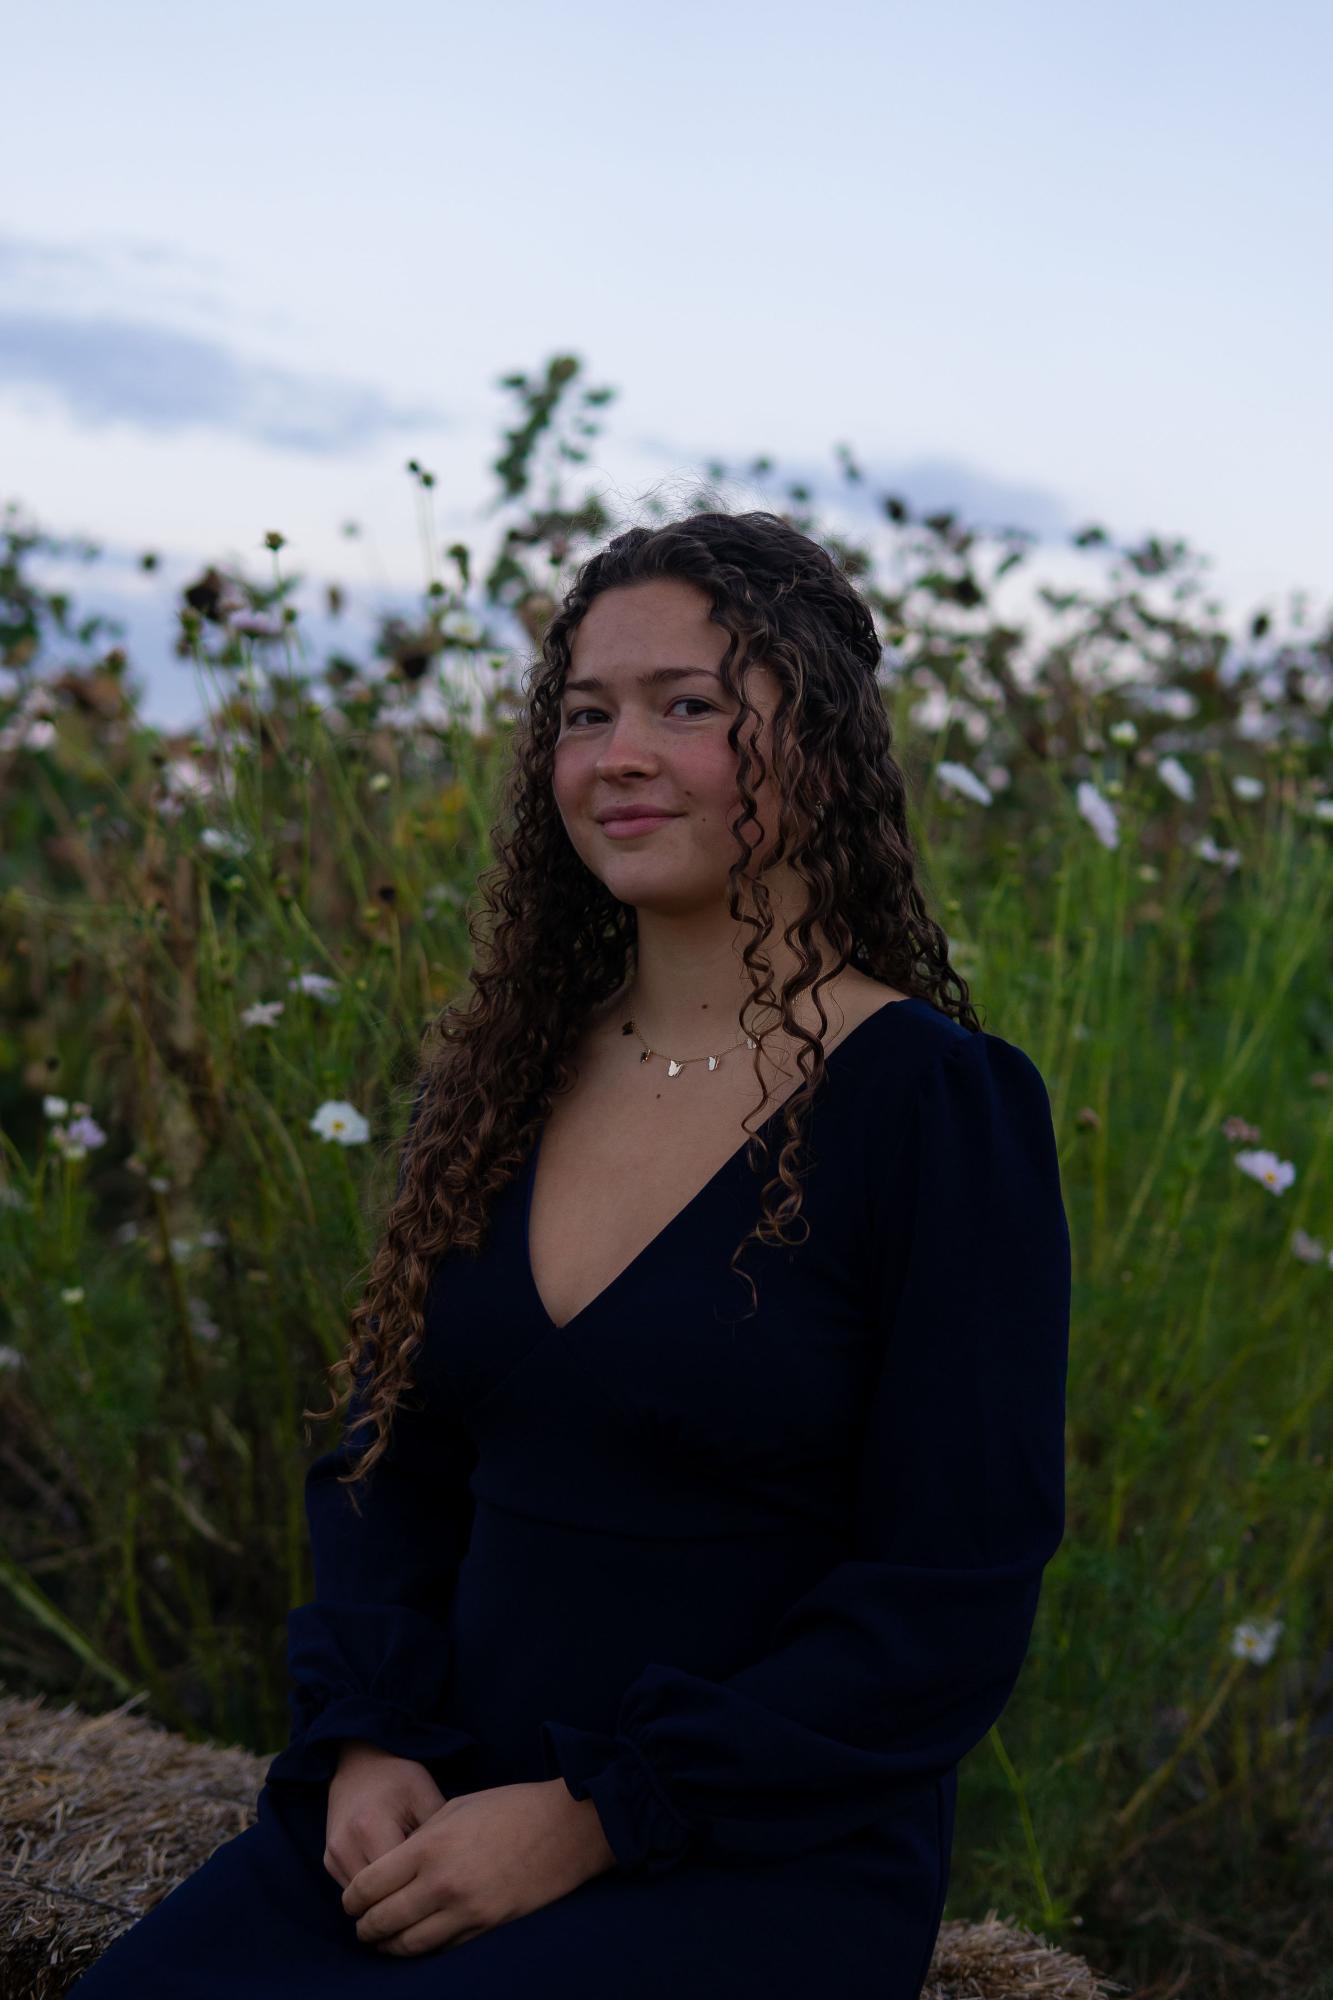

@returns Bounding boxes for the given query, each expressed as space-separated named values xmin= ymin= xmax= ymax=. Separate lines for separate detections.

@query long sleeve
xmin=266 ymin=1080 xmax=479 ymax=1787
xmin=538 ymin=1029 xmax=1071 ymax=1874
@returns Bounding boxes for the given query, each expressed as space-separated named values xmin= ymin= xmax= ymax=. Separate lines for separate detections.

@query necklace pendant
xmin=707 ymin=1054 xmax=720 ymax=1071
xmin=745 ymin=1036 xmax=757 ymax=1049
xmin=666 ymin=1058 xmax=684 ymax=1077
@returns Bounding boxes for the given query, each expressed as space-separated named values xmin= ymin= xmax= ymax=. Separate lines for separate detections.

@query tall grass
xmin=1 ymin=355 xmax=1330 ymax=1995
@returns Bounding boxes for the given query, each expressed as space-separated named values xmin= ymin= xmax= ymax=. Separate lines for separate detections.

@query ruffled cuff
xmin=539 ymin=1718 xmax=696 ymax=1877
xmin=265 ymin=1600 xmax=477 ymax=1788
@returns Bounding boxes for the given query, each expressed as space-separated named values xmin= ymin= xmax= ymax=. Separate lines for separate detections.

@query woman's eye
xmin=565 ymin=698 xmax=715 ymax=727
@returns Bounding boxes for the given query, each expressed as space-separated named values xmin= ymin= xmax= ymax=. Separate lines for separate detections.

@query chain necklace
xmin=620 ymin=1017 xmax=758 ymax=1077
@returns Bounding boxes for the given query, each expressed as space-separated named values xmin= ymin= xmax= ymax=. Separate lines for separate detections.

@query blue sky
xmin=2 ymin=0 xmax=1329 ymax=728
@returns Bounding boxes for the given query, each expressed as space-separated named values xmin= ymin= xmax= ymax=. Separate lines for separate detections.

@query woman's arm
xmin=266 ymin=1079 xmax=480 ymax=1788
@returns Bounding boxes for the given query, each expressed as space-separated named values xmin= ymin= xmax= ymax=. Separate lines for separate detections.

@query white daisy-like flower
xmin=287 ymin=972 xmax=339 ymax=1003
xmin=1232 ymin=774 xmax=1264 ymax=801
xmin=1157 ymin=755 xmax=1195 ymax=803
xmin=147 ymin=1175 xmax=171 ymax=1194
xmin=1311 ymin=798 xmax=1333 ymax=825
xmin=241 ymin=1000 xmax=285 ymax=1028
xmin=1290 ymin=1229 xmax=1325 ymax=1264
xmin=199 ymin=826 xmax=250 ymax=858
xmin=1194 ymin=835 xmax=1241 ymax=873
xmin=1076 ymin=780 xmax=1120 ymax=851
xmin=63 ymin=1115 xmax=106 ymax=1152
xmin=60 ymin=1286 xmax=85 ymax=1305
xmin=1234 ymin=1147 xmax=1296 ymax=1194
xmin=22 ymin=718 xmax=56 ymax=750
xmin=441 ymin=609 xmax=483 ymax=643
xmin=187 ymin=1296 xmax=221 ymax=1342
xmin=1230 ymin=1616 xmax=1283 ymax=1664
xmin=43 ymin=1095 xmax=69 ymax=1118
xmin=0 ymin=1344 xmax=24 ymax=1371
xmin=935 ymin=760 xmax=994 ymax=806
xmin=1108 ymin=719 xmax=1138 ymax=746
xmin=309 ymin=1100 xmax=371 ymax=1146
xmin=229 ymin=610 xmax=286 ymax=640
xmin=162 ymin=757 xmax=215 ymax=802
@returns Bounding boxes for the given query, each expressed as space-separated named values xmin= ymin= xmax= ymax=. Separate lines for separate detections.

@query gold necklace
xmin=620 ymin=1017 xmax=758 ymax=1077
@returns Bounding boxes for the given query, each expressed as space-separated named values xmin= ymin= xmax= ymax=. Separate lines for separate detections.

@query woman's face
xmin=552 ymin=577 xmax=785 ymax=915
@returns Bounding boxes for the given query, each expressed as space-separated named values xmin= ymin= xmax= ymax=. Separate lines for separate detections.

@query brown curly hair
xmin=307 ymin=508 xmax=980 ymax=1507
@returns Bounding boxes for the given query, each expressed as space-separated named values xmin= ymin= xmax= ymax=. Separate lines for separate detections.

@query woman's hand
xmin=341 ymin=1777 xmax=617 ymax=1957
xmin=322 ymin=1740 xmax=450 ymax=1892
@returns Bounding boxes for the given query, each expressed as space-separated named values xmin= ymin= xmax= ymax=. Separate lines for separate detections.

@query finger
xmin=374 ymin=1910 xmax=466 ymax=1957
xmin=354 ymin=1879 xmax=435 ymax=1946
xmin=342 ymin=1839 xmax=415 ymax=1917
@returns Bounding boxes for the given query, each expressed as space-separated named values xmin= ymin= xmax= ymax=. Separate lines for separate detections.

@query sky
xmin=2 ymin=0 xmax=1330 ymax=731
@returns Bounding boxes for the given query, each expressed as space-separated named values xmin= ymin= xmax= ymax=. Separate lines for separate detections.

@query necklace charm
xmin=621 ymin=1016 xmax=759 ymax=1074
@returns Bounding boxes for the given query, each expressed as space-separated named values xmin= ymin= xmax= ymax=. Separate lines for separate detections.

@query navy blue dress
xmin=73 ymin=995 xmax=1070 ymax=1998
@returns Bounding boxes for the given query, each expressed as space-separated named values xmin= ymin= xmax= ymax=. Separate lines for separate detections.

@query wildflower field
xmin=1 ymin=359 xmax=1330 ymax=1997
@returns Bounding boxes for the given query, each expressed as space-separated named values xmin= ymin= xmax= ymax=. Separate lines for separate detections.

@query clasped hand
xmin=340 ymin=1777 xmax=615 ymax=1957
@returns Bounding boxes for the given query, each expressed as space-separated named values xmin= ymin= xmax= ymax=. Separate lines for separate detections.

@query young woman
xmin=74 ymin=511 xmax=1070 ymax=1998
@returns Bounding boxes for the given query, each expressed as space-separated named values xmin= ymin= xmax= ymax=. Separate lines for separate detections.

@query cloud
xmin=0 ymin=308 xmax=448 ymax=454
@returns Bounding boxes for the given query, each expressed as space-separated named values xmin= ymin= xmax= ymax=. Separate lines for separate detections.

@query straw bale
xmin=0 ymin=1690 xmax=1122 ymax=1999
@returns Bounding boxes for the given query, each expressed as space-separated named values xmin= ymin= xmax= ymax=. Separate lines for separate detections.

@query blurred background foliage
xmin=1 ymin=353 xmax=1330 ymax=1998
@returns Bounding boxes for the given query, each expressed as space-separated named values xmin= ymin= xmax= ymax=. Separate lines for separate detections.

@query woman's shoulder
xmin=845 ymin=984 xmax=1051 ymax=1117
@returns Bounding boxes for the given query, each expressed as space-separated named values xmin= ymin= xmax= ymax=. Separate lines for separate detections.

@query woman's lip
xmin=598 ymin=812 xmax=678 ymax=836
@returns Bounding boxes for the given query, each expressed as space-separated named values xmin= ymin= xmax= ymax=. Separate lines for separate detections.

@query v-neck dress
xmin=72 ymin=995 xmax=1071 ymax=2000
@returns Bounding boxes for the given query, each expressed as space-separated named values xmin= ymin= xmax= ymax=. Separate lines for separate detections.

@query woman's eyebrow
xmin=562 ymin=666 xmax=720 ymax=696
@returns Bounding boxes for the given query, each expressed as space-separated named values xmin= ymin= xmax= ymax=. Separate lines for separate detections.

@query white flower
xmin=50 ymin=1127 xmax=86 ymax=1161
xmin=1076 ymin=780 xmax=1120 ymax=851
xmin=23 ymin=718 xmax=56 ymax=750
xmin=287 ymin=972 xmax=339 ymax=1003
xmin=1108 ymin=719 xmax=1138 ymax=746
xmin=162 ymin=757 xmax=215 ymax=802
xmin=43 ymin=1095 xmax=69 ymax=1118
xmin=1234 ymin=1147 xmax=1296 ymax=1195
xmin=1157 ymin=755 xmax=1195 ymax=803
xmin=199 ymin=826 xmax=250 ymax=858
xmin=441 ymin=609 xmax=482 ymax=643
xmin=1230 ymin=1616 xmax=1283 ymax=1664
xmin=0 ymin=1344 xmax=24 ymax=1371
xmin=187 ymin=1296 xmax=221 ymax=1342
xmin=60 ymin=1286 xmax=85 ymax=1305
xmin=241 ymin=1000 xmax=285 ymax=1028
xmin=1232 ymin=774 xmax=1265 ymax=801
xmin=63 ymin=1114 xmax=107 ymax=1152
xmin=309 ymin=1099 xmax=371 ymax=1146
xmin=1194 ymin=835 xmax=1241 ymax=873
xmin=936 ymin=760 xmax=993 ymax=806
xmin=114 ymin=1219 xmax=141 ymax=1245
xmin=147 ymin=1175 xmax=171 ymax=1193
xmin=1290 ymin=1228 xmax=1326 ymax=1264
xmin=368 ymin=772 xmax=392 ymax=793
xmin=1312 ymin=798 xmax=1333 ymax=825
xmin=228 ymin=610 xmax=286 ymax=640
xmin=196 ymin=1227 xmax=225 ymax=1249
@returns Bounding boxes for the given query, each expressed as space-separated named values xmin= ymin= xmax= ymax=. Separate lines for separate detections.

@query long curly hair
xmin=307 ymin=508 xmax=980 ymax=1506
